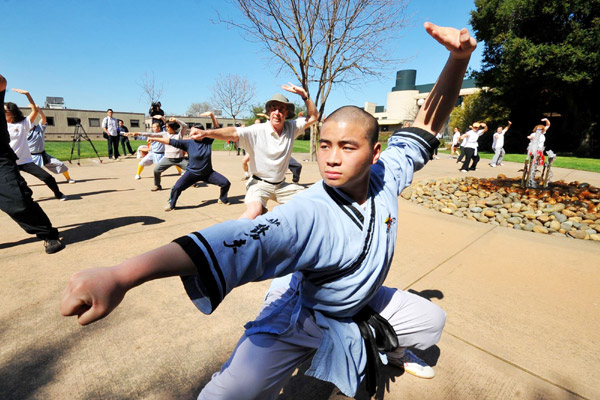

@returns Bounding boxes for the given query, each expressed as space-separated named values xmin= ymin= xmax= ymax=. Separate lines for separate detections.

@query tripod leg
xmin=77 ymin=138 xmax=82 ymax=166
xmin=85 ymin=137 xmax=103 ymax=164
xmin=69 ymin=134 xmax=77 ymax=164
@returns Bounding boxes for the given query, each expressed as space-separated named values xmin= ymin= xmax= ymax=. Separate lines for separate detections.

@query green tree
xmin=471 ymin=0 xmax=600 ymax=155
xmin=450 ymin=90 xmax=510 ymax=148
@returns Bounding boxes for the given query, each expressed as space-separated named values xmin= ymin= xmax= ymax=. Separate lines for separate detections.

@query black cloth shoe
xmin=44 ymin=239 xmax=65 ymax=254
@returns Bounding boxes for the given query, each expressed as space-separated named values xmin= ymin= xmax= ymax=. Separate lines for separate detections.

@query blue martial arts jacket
xmin=174 ymin=127 xmax=438 ymax=396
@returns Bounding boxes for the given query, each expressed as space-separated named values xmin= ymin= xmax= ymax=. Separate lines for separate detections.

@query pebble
xmin=404 ymin=176 xmax=600 ymax=242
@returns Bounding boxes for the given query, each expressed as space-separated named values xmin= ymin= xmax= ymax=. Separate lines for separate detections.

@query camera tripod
xmin=69 ymin=122 xmax=102 ymax=165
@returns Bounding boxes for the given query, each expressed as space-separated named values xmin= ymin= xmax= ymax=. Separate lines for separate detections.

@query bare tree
xmin=187 ymin=102 xmax=214 ymax=116
xmin=137 ymin=71 xmax=164 ymax=106
xmin=210 ymin=74 xmax=256 ymax=124
xmin=219 ymin=0 xmax=409 ymax=159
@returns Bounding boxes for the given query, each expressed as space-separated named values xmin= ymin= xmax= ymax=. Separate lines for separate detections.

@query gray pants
xmin=198 ymin=286 xmax=446 ymax=400
xmin=153 ymin=157 xmax=188 ymax=187
xmin=490 ymin=147 xmax=505 ymax=166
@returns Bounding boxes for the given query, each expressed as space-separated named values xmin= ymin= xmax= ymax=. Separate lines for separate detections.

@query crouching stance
xmin=61 ymin=22 xmax=476 ymax=399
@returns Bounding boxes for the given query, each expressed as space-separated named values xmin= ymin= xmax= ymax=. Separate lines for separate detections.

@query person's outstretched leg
xmin=198 ymin=289 xmax=321 ymax=400
xmin=19 ymin=162 xmax=65 ymax=199
xmin=370 ymin=287 xmax=446 ymax=379
xmin=206 ymin=170 xmax=231 ymax=204
xmin=0 ymin=159 xmax=64 ymax=253
xmin=166 ymin=171 xmax=198 ymax=210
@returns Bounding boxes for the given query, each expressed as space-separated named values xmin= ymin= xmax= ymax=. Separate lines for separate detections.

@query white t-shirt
xmin=527 ymin=131 xmax=546 ymax=153
xmin=102 ymin=116 xmax=119 ymax=136
xmin=452 ymin=131 xmax=460 ymax=146
xmin=236 ymin=119 xmax=307 ymax=182
xmin=492 ymin=127 xmax=509 ymax=150
xmin=8 ymin=118 xmax=34 ymax=165
xmin=463 ymin=129 xmax=485 ymax=149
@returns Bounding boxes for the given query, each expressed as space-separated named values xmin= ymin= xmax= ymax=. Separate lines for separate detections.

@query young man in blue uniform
xmin=61 ymin=22 xmax=477 ymax=398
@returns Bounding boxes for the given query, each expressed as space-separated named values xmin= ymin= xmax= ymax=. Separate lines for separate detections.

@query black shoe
xmin=45 ymin=239 xmax=65 ymax=254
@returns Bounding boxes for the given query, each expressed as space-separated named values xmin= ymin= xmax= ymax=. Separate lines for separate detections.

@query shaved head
xmin=324 ymin=106 xmax=379 ymax=145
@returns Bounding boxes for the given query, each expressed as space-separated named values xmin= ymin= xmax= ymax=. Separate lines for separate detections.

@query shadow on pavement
xmin=36 ymin=189 xmax=135 ymax=203
xmin=0 ymin=215 xmax=164 ymax=250
xmin=59 ymin=216 xmax=165 ymax=245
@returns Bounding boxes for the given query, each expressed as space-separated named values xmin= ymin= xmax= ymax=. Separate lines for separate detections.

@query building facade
xmin=365 ymin=69 xmax=482 ymax=135
xmin=17 ymin=107 xmax=242 ymax=141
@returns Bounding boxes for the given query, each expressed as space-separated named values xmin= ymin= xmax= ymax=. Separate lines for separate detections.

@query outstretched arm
xmin=11 ymin=88 xmax=39 ymax=123
xmin=542 ymin=118 xmax=550 ymax=132
xmin=281 ymin=82 xmax=319 ymax=128
xmin=36 ymin=106 xmax=47 ymax=125
xmin=199 ymin=111 xmax=220 ymax=129
xmin=61 ymin=243 xmax=195 ymax=326
xmin=147 ymin=136 xmax=170 ymax=145
xmin=189 ymin=126 xmax=238 ymax=142
xmin=413 ymin=23 xmax=477 ymax=135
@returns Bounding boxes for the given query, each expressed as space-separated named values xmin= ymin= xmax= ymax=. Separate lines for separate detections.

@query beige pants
xmin=244 ymin=178 xmax=305 ymax=207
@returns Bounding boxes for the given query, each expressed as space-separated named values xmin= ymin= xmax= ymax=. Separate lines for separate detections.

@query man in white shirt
xmin=190 ymin=83 xmax=319 ymax=219
xmin=489 ymin=121 xmax=511 ymax=167
xmin=458 ymin=122 xmax=488 ymax=171
xmin=102 ymin=109 xmax=120 ymax=160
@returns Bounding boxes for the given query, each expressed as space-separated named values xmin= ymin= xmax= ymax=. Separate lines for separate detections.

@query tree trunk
xmin=309 ymin=124 xmax=318 ymax=162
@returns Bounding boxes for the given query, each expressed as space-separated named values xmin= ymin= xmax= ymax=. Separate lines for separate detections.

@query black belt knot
xmin=352 ymin=305 xmax=399 ymax=396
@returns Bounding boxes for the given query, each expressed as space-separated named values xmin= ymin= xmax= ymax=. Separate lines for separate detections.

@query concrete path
xmin=1 ymin=152 xmax=598 ymax=399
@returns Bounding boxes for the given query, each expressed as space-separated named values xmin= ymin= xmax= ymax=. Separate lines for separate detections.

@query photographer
xmin=149 ymin=101 xmax=165 ymax=130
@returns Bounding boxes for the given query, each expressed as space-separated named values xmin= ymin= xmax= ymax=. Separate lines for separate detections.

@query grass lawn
xmin=44 ymin=139 xmax=314 ymax=160
xmin=439 ymin=149 xmax=600 ymax=173
xmin=44 ymin=140 xmax=600 ymax=173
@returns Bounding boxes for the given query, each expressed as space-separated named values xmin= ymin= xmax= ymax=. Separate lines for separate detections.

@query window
xmin=130 ymin=119 xmax=140 ymax=128
xmin=67 ymin=117 xmax=80 ymax=126
xmin=46 ymin=116 xmax=55 ymax=126
xmin=89 ymin=118 xmax=100 ymax=127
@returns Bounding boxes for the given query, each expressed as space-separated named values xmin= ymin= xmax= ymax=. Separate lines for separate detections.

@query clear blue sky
xmin=1 ymin=0 xmax=482 ymax=117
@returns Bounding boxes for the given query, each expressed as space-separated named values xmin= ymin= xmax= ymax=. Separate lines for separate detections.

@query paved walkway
xmin=1 ymin=152 xmax=598 ymax=399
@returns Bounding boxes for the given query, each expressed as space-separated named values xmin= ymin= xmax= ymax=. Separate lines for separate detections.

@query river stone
xmin=584 ymin=213 xmax=597 ymax=221
xmin=523 ymin=223 xmax=534 ymax=232
xmin=453 ymin=210 xmax=465 ymax=218
xmin=549 ymin=220 xmax=561 ymax=231
xmin=555 ymin=214 xmax=568 ymax=223
xmin=470 ymin=206 xmax=483 ymax=213
xmin=533 ymin=226 xmax=549 ymax=234
xmin=507 ymin=217 xmax=522 ymax=225
xmin=562 ymin=210 xmax=577 ymax=217
xmin=567 ymin=230 xmax=587 ymax=239
xmin=585 ymin=229 xmax=597 ymax=235
xmin=513 ymin=224 xmax=523 ymax=230
xmin=401 ymin=187 xmax=414 ymax=200
xmin=537 ymin=215 xmax=550 ymax=223
xmin=590 ymin=234 xmax=600 ymax=241
xmin=441 ymin=208 xmax=453 ymax=214
xmin=477 ymin=216 xmax=489 ymax=223
xmin=484 ymin=210 xmax=496 ymax=218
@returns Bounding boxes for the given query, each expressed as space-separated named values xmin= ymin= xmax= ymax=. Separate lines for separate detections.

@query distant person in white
xmin=489 ymin=121 xmax=511 ymax=167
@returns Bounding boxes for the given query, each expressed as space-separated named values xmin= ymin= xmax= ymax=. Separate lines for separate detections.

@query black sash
xmin=352 ymin=305 xmax=399 ymax=396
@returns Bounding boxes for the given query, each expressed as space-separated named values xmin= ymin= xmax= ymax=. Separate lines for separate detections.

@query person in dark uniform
xmin=0 ymin=73 xmax=64 ymax=254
